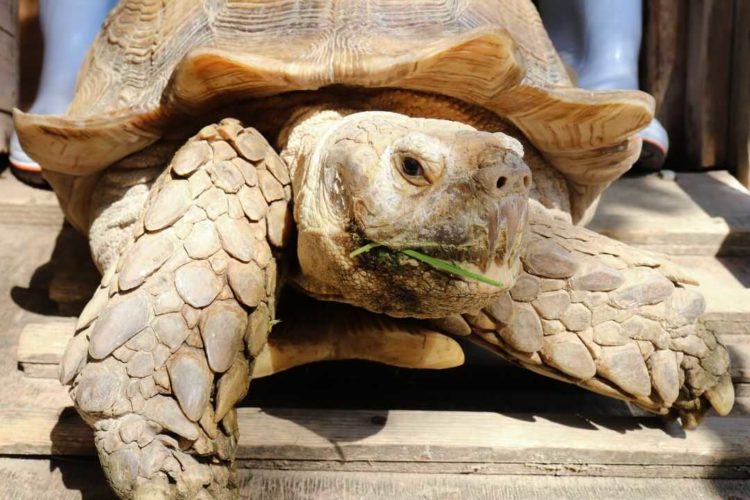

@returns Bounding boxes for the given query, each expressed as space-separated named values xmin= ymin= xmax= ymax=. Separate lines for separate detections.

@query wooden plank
xmin=0 ymin=112 xmax=11 ymax=155
xmin=17 ymin=0 xmax=41 ymax=110
xmin=730 ymin=343 xmax=750 ymax=384
xmin=0 ymin=174 xmax=64 ymax=226
xmin=17 ymin=321 xmax=75 ymax=364
xmin=684 ymin=0 xmax=734 ymax=169
xmin=0 ymin=199 xmax=65 ymax=227
xmin=729 ymin=0 xmax=750 ymax=187
xmin=588 ymin=171 xmax=750 ymax=256
xmin=230 ymin=470 xmax=750 ymax=499
xmin=0 ymin=0 xmax=17 ymax=153
xmin=240 ymin=455 xmax=750 ymax=478
xmin=0 ymin=0 xmax=17 ymax=37
xmin=0 ymin=457 xmax=115 ymax=500
xmin=0 ymin=407 xmax=95 ymax=456
xmin=642 ymin=0 xmax=683 ymax=110
xmin=0 ymin=0 xmax=17 ymax=113
xmin=1 ymin=458 xmax=748 ymax=500
xmin=0 ymin=407 xmax=748 ymax=476
xmin=641 ymin=0 xmax=687 ymax=166
xmin=17 ymin=321 xmax=75 ymax=378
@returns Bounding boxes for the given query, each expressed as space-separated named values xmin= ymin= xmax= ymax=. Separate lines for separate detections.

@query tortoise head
xmin=289 ymin=111 xmax=531 ymax=318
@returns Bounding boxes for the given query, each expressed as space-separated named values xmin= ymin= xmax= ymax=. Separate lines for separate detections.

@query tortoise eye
xmin=401 ymin=156 xmax=427 ymax=178
xmin=401 ymin=157 xmax=423 ymax=177
xmin=395 ymin=154 xmax=432 ymax=186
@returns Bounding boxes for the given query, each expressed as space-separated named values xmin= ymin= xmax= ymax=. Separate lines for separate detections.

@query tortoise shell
xmin=15 ymin=0 xmax=653 ymax=193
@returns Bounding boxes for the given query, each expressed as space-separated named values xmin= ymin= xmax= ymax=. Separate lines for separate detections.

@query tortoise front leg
xmin=448 ymin=203 xmax=733 ymax=427
xmin=58 ymin=119 xmax=292 ymax=498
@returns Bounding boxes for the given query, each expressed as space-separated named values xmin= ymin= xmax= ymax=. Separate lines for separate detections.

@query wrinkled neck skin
xmin=279 ymin=107 xmax=353 ymax=244
xmin=278 ymin=108 xmax=528 ymax=319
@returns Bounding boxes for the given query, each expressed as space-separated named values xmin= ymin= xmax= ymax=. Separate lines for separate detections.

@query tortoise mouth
xmin=350 ymin=194 xmax=528 ymax=288
xmin=294 ymin=194 xmax=529 ymax=318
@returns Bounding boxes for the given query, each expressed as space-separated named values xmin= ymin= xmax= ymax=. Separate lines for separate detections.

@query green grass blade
xmin=401 ymin=249 xmax=504 ymax=288
xmin=349 ymin=242 xmax=382 ymax=257
xmin=350 ymin=241 xmax=503 ymax=288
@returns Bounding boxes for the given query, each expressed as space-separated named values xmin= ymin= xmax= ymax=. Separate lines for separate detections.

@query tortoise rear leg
xmin=58 ymin=120 xmax=292 ymax=498
xmin=447 ymin=202 xmax=733 ymax=427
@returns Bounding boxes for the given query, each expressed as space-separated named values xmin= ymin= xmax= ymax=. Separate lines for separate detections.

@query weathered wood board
xmin=0 ymin=173 xmax=64 ymax=226
xmin=2 ymin=457 xmax=749 ymax=500
xmin=684 ymin=1 xmax=733 ymax=170
xmin=1 ymin=406 xmax=749 ymax=479
xmin=0 ymin=0 xmax=18 ymax=152
xmin=587 ymin=171 xmax=750 ymax=256
xmin=730 ymin=0 xmax=750 ymax=187
xmin=642 ymin=0 xmax=687 ymax=166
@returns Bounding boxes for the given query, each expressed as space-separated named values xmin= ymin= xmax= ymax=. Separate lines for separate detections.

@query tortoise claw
xmin=704 ymin=373 xmax=735 ymax=417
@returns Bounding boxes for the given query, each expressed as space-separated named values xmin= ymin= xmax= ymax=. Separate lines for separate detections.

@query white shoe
xmin=9 ymin=132 xmax=41 ymax=173
xmin=635 ymin=119 xmax=670 ymax=172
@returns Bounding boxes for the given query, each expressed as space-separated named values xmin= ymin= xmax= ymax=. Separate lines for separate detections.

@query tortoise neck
xmin=278 ymin=107 xmax=351 ymax=195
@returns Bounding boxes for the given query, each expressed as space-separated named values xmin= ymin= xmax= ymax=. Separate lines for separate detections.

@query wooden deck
xmin=0 ymin=170 xmax=749 ymax=498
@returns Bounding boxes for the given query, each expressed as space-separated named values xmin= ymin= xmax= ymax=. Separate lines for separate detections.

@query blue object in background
xmin=538 ymin=0 xmax=669 ymax=171
xmin=10 ymin=0 xmax=118 ymax=175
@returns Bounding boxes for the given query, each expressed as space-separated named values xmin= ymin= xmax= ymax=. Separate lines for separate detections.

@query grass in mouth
xmin=350 ymin=243 xmax=503 ymax=288
xmin=349 ymin=242 xmax=382 ymax=257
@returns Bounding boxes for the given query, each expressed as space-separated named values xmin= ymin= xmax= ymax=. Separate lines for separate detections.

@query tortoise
xmin=15 ymin=0 xmax=734 ymax=498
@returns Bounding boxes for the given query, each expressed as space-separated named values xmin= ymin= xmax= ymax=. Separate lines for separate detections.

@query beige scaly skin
xmin=456 ymin=203 xmax=734 ymax=427
xmin=60 ymin=109 xmax=732 ymax=499
xmin=60 ymin=119 xmax=291 ymax=498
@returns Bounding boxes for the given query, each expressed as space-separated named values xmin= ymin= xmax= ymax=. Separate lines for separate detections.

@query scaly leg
xmin=444 ymin=202 xmax=733 ymax=428
xmin=59 ymin=119 xmax=292 ymax=498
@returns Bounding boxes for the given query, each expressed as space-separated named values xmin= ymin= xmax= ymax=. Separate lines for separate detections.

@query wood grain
xmin=587 ymin=171 xmax=750 ymax=257
xmin=17 ymin=321 xmax=75 ymax=365
xmin=0 ymin=173 xmax=63 ymax=226
xmin=729 ymin=0 xmax=750 ymax=187
xmin=641 ymin=0 xmax=687 ymax=166
xmin=684 ymin=0 xmax=733 ymax=169
xmin=641 ymin=0 xmax=683 ymax=112
xmin=1 ymin=406 xmax=749 ymax=475
xmin=17 ymin=0 xmax=41 ymax=110
xmin=2 ymin=458 xmax=749 ymax=500
xmin=234 ymin=470 xmax=750 ymax=498
xmin=0 ymin=0 xmax=17 ymax=112
xmin=0 ymin=0 xmax=18 ymax=152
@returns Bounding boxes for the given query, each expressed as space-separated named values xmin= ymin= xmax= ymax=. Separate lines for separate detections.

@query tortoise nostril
xmin=475 ymin=162 xmax=531 ymax=198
